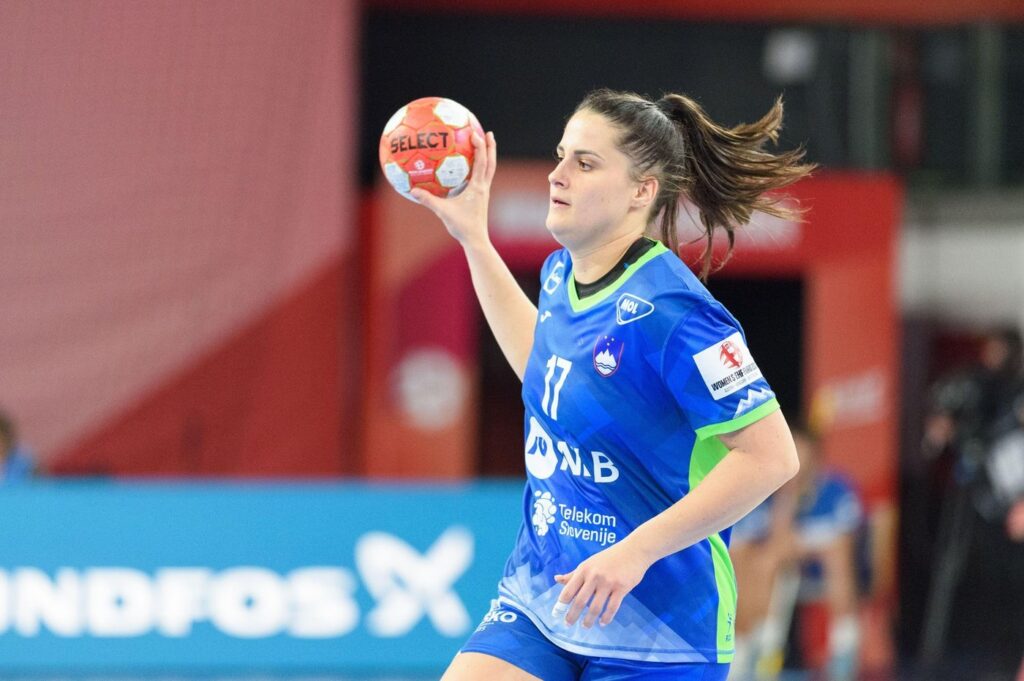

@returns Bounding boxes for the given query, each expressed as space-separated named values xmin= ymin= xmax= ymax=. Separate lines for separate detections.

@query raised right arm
xmin=410 ymin=132 xmax=537 ymax=381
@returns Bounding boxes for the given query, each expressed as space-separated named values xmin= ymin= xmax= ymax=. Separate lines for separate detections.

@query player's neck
xmin=570 ymin=231 xmax=645 ymax=285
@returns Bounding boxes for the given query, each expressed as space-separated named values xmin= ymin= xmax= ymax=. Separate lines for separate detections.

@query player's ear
xmin=631 ymin=176 xmax=658 ymax=210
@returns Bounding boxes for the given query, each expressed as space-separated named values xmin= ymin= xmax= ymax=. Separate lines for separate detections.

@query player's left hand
xmin=552 ymin=542 xmax=652 ymax=628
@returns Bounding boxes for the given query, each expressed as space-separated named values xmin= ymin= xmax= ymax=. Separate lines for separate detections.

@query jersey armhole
xmin=693 ymin=398 xmax=780 ymax=441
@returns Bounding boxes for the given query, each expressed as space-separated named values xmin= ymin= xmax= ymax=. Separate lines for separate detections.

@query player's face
xmin=546 ymin=111 xmax=641 ymax=250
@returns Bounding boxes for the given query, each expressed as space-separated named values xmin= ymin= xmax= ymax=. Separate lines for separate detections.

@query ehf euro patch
xmin=593 ymin=335 xmax=625 ymax=377
xmin=692 ymin=332 xmax=763 ymax=399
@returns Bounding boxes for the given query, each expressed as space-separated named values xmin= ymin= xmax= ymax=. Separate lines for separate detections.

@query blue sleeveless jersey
xmin=497 ymin=243 xmax=780 ymax=663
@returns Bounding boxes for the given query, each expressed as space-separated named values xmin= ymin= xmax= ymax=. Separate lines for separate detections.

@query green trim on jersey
xmin=688 ymin=433 xmax=736 ymax=662
xmin=709 ymin=533 xmax=736 ymax=663
xmin=566 ymin=241 xmax=669 ymax=313
xmin=688 ymin=397 xmax=779 ymax=662
xmin=694 ymin=398 xmax=780 ymax=442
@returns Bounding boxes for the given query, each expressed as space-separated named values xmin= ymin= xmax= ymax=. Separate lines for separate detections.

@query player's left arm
xmin=554 ymin=410 xmax=799 ymax=627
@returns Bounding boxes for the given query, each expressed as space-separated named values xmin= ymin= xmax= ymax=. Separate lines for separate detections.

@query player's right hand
xmin=410 ymin=131 xmax=496 ymax=250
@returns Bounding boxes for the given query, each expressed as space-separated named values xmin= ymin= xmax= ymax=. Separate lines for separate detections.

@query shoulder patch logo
xmin=615 ymin=293 xmax=654 ymax=325
xmin=543 ymin=261 xmax=565 ymax=295
xmin=593 ymin=335 xmax=625 ymax=377
xmin=719 ymin=340 xmax=743 ymax=369
xmin=692 ymin=332 xmax=763 ymax=400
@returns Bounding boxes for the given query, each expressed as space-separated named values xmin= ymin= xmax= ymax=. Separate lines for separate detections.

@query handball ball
xmin=379 ymin=96 xmax=484 ymax=202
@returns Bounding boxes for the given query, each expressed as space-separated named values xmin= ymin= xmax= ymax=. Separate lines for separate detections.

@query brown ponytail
xmin=577 ymin=89 xmax=816 ymax=279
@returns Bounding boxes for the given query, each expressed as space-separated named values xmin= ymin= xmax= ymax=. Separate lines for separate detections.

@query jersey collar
xmin=566 ymin=241 xmax=669 ymax=313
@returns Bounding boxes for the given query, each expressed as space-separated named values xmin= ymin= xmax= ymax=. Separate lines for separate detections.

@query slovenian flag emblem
xmin=593 ymin=335 xmax=625 ymax=377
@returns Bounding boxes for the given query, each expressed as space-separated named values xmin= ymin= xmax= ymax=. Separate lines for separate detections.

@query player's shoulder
xmin=626 ymin=248 xmax=718 ymax=320
xmin=538 ymin=248 xmax=570 ymax=295
xmin=613 ymin=250 xmax=751 ymax=366
xmin=539 ymin=248 xmax=569 ymax=276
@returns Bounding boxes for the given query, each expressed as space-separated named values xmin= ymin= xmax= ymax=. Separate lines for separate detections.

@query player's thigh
xmin=442 ymin=651 xmax=543 ymax=681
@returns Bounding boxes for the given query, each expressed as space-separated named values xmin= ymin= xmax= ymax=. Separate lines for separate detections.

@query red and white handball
xmin=378 ymin=96 xmax=485 ymax=202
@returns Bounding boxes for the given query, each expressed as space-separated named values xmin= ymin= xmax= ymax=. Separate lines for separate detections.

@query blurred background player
xmin=729 ymin=428 xmax=863 ymax=681
xmin=0 ymin=409 xmax=36 ymax=484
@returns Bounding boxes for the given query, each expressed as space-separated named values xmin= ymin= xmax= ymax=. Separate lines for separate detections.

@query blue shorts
xmin=460 ymin=600 xmax=731 ymax=681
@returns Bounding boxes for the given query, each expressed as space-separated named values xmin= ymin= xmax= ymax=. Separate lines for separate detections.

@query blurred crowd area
xmin=898 ymin=328 xmax=1024 ymax=679
xmin=721 ymin=328 xmax=1024 ymax=681
xmin=3 ymin=1 xmax=1024 ymax=679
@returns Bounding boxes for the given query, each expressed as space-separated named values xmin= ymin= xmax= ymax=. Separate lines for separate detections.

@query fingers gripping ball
xmin=379 ymin=97 xmax=485 ymax=202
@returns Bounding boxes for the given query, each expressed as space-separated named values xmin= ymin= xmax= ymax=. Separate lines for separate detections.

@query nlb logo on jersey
xmin=525 ymin=417 xmax=558 ymax=479
xmin=524 ymin=417 xmax=619 ymax=483
xmin=693 ymin=332 xmax=763 ymax=400
xmin=543 ymin=261 xmax=565 ymax=295
xmin=593 ymin=335 xmax=624 ymax=377
xmin=615 ymin=294 xmax=654 ymax=325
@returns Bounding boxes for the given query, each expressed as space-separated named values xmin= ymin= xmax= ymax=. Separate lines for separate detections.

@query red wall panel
xmin=0 ymin=1 xmax=359 ymax=475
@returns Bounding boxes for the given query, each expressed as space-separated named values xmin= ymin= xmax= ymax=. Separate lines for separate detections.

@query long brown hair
xmin=576 ymin=89 xmax=815 ymax=279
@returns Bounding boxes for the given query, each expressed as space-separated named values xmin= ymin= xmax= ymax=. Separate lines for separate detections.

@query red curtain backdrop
xmin=0 ymin=1 xmax=359 ymax=476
